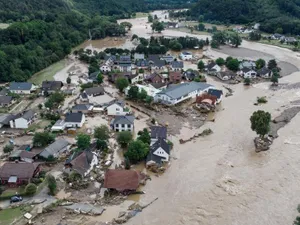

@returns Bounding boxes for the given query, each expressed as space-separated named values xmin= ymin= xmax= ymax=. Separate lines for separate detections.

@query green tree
xmin=293 ymin=205 xmax=300 ymax=225
xmin=116 ymin=77 xmax=129 ymax=92
xmin=117 ymin=131 xmax=133 ymax=148
xmin=137 ymin=88 xmax=148 ymax=101
xmin=249 ymin=31 xmax=261 ymax=41
xmin=148 ymin=15 xmax=153 ymax=23
xmin=137 ymin=128 xmax=150 ymax=144
xmin=25 ymin=183 xmax=37 ymax=195
xmin=198 ymin=15 xmax=204 ymax=22
xmin=215 ymin=57 xmax=225 ymax=66
xmin=3 ymin=145 xmax=13 ymax=153
xmin=210 ymin=40 xmax=220 ymax=48
xmin=76 ymin=133 xmax=91 ymax=150
xmin=47 ymin=174 xmax=57 ymax=196
xmin=244 ymin=78 xmax=251 ymax=85
xmin=145 ymin=95 xmax=154 ymax=104
xmin=256 ymin=59 xmax=266 ymax=69
xmin=151 ymin=21 xmax=164 ymax=33
xmin=268 ymin=59 xmax=277 ymax=70
xmin=198 ymin=60 xmax=205 ymax=71
xmin=66 ymin=77 xmax=71 ymax=84
xmin=120 ymin=22 xmax=132 ymax=30
xmin=33 ymin=132 xmax=55 ymax=147
xmin=124 ymin=140 xmax=149 ymax=163
xmin=94 ymin=125 xmax=110 ymax=140
xmin=226 ymin=58 xmax=240 ymax=71
xmin=198 ymin=23 xmax=205 ymax=31
xmin=128 ymin=86 xmax=139 ymax=99
xmin=250 ymin=110 xmax=271 ymax=138
xmin=96 ymin=139 xmax=108 ymax=150
xmin=228 ymin=32 xmax=242 ymax=47
xmin=212 ymin=31 xmax=227 ymax=45
xmin=97 ymin=73 xmax=103 ymax=84
xmin=38 ymin=104 xmax=43 ymax=110
xmin=131 ymin=34 xmax=139 ymax=41
xmin=271 ymin=75 xmax=279 ymax=85
xmin=194 ymin=77 xmax=201 ymax=82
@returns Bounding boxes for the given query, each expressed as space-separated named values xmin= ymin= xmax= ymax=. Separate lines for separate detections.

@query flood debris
xmin=64 ymin=203 xmax=104 ymax=215
xmin=179 ymin=128 xmax=213 ymax=144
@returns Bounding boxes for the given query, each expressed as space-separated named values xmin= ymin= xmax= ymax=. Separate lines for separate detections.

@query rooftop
xmin=111 ymin=115 xmax=135 ymax=125
xmin=0 ymin=96 xmax=13 ymax=104
xmin=40 ymin=139 xmax=69 ymax=158
xmin=42 ymin=81 xmax=63 ymax=91
xmin=65 ymin=112 xmax=84 ymax=123
xmin=171 ymin=61 xmax=184 ymax=68
xmin=0 ymin=162 xmax=40 ymax=179
xmin=151 ymin=126 xmax=167 ymax=139
xmin=84 ymin=86 xmax=104 ymax=96
xmin=9 ymin=82 xmax=33 ymax=91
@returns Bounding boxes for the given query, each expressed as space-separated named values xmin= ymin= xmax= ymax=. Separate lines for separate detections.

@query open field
xmin=29 ymin=60 xmax=66 ymax=85
xmin=0 ymin=207 xmax=23 ymax=224
xmin=135 ymin=12 xmax=149 ymax=18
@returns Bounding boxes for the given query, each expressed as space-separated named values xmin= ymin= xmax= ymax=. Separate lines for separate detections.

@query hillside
xmin=191 ymin=0 xmax=300 ymax=35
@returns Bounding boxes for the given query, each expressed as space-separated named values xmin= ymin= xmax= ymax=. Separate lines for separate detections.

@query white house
xmin=207 ymin=89 xmax=223 ymax=104
xmin=134 ymin=53 xmax=145 ymax=60
xmin=110 ymin=115 xmax=135 ymax=132
xmin=106 ymin=100 xmax=129 ymax=116
xmin=9 ymin=110 xmax=36 ymax=129
xmin=154 ymin=82 xmax=213 ymax=105
xmin=130 ymin=74 xmax=145 ymax=84
xmin=100 ymin=64 xmax=111 ymax=73
xmin=9 ymin=82 xmax=36 ymax=95
xmin=125 ymin=84 xmax=161 ymax=98
xmin=206 ymin=62 xmax=221 ymax=74
xmin=179 ymin=52 xmax=193 ymax=60
xmin=257 ymin=67 xmax=272 ymax=78
xmin=238 ymin=68 xmax=257 ymax=78
xmin=51 ymin=112 xmax=85 ymax=131
xmin=118 ymin=62 xmax=132 ymax=72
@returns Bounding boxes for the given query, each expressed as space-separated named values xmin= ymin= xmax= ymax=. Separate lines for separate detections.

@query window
xmin=122 ymin=124 xmax=125 ymax=128
xmin=116 ymin=108 xmax=120 ymax=111
xmin=128 ymin=124 xmax=131 ymax=128
xmin=115 ymin=124 xmax=119 ymax=127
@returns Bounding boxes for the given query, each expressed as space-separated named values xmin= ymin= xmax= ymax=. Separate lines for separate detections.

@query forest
xmin=190 ymin=0 xmax=300 ymax=35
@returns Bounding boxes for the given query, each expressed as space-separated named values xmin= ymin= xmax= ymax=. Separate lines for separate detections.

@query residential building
xmin=169 ymin=72 xmax=182 ymax=83
xmin=146 ymin=138 xmax=170 ymax=168
xmin=271 ymin=33 xmax=283 ymax=40
xmin=39 ymin=139 xmax=70 ymax=159
xmin=205 ymin=62 xmax=221 ymax=74
xmin=0 ymin=162 xmax=41 ymax=187
xmin=106 ymin=100 xmax=129 ymax=116
xmin=146 ymin=73 xmax=164 ymax=83
xmin=150 ymin=126 xmax=167 ymax=143
xmin=118 ymin=60 xmax=132 ymax=72
xmin=80 ymin=86 xmax=105 ymax=102
xmin=196 ymin=93 xmax=217 ymax=107
xmin=179 ymin=52 xmax=193 ymax=60
xmin=51 ymin=112 xmax=85 ymax=131
xmin=71 ymin=104 xmax=94 ymax=113
xmin=128 ymin=74 xmax=145 ymax=84
xmin=167 ymin=22 xmax=179 ymax=28
xmin=88 ymin=71 xmax=100 ymax=83
xmin=9 ymin=82 xmax=36 ymax=94
xmin=216 ymin=71 xmax=235 ymax=81
xmin=41 ymin=81 xmax=63 ymax=95
xmin=0 ymin=114 xmax=14 ymax=128
xmin=9 ymin=150 xmax=38 ymax=163
xmin=100 ymin=64 xmax=111 ymax=73
xmin=135 ymin=59 xmax=150 ymax=68
xmin=239 ymin=60 xmax=256 ymax=70
xmin=154 ymin=82 xmax=213 ymax=105
xmin=125 ymin=84 xmax=161 ymax=97
xmin=0 ymin=88 xmax=8 ymax=96
xmin=183 ymin=70 xmax=199 ymax=81
xmin=149 ymin=83 xmax=167 ymax=90
xmin=207 ymin=89 xmax=223 ymax=104
xmin=134 ymin=53 xmax=145 ymax=60
xmin=257 ymin=67 xmax=272 ymax=78
xmin=9 ymin=110 xmax=36 ymax=129
xmin=0 ymin=96 xmax=13 ymax=107
xmin=238 ymin=68 xmax=257 ymax=78
xmin=104 ymin=169 xmax=144 ymax=192
xmin=110 ymin=115 xmax=135 ymax=132
xmin=64 ymin=149 xmax=98 ymax=177
xmin=170 ymin=61 xmax=184 ymax=71
xmin=149 ymin=55 xmax=166 ymax=71
xmin=160 ymin=55 xmax=175 ymax=63
xmin=282 ymin=37 xmax=298 ymax=44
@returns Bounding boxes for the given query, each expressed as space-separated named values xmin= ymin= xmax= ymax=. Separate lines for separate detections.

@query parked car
xmin=10 ymin=195 xmax=23 ymax=203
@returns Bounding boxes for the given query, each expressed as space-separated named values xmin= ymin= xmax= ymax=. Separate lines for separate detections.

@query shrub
xmin=3 ymin=145 xmax=13 ymax=153
xmin=47 ymin=174 xmax=57 ymax=196
xmin=257 ymin=96 xmax=268 ymax=104
xmin=25 ymin=183 xmax=37 ymax=195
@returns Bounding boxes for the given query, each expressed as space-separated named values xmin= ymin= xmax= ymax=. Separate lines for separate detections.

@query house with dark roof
xmin=106 ymin=100 xmax=130 ymax=116
xmin=80 ymin=86 xmax=105 ymax=102
xmin=0 ymin=114 xmax=14 ymax=128
xmin=0 ymin=88 xmax=8 ymax=96
xmin=149 ymin=55 xmax=166 ymax=72
xmin=110 ymin=115 xmax=135 ymax=132
xmin=71 ymin=104 xmax=94 ymax=113
xmin=205 ymin=62 xmax=221 ymax=74
xmin=207 ymin=89 xmax=223 ymax=104
xmin=237 ymin=67 xmax=257 ymax=78
xmin=146 ymin=138 xmax=170 ymax=168
xmin=0 ymin=162 xmax=41 ymax=187
xmin=9 ymin=82 xmax=36 ymax=94
xmin=64 ymin=149 xmax=98 ymax=177
xmin=216 ymin=71 xmax=235 ymax=81
xmin=149 ymin=82 xmax=167 ymax=90
xmin=41 ymin=81 xmax=63 ymax=95
xmin=169 ymin=72 xmax=182 ymax=83
xmin=135 ymin=59 xmax=150 ymax=68
xmin=170 ymin=61 xmax=184 ymax=71
xmin=183 ymin=70 xmax=199 ymax=81
xmin=9 ymin=150 xmax=38 ymax=163
xmin=154 ymin=82 xmax=213 ymax=105
xmin=39 ymin=139 xmax=70 ymax=159
xmin=257 ymin=67 xmax=272 ymax=78
xmin=88 ymin=71 xmax=101 ymax=83
xmin=51 ymin=112 xmax=85 ymax=131
xmin=0 ymin=96 xmax=14 ymax=107
xmin=146 ymin=73 xmax=164 ymax=83
xmin=104 ymin=169 xmax=143 ymax=192
xmin=9 ymin=109 xmax=36 ymax=129
xmin=160 ymin=55 xmax=175 ymax=63
xmin=151 ymin=126 xmax=167 ymax=141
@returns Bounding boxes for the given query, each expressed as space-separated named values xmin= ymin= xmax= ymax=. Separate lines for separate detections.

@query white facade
xmin=10 ymin=117 xmax=34 ymax=129
xmin=134 ymin=53 xmax=145 ymax=60
xmin=112 ymin=123 xmax=133 ymax=132
xmin=153 ymin=147 xmax=169 ymax=161
xmin=51 ymin=114 xmax=85 ymax=131
xmin=125 ymin=84 xmax=160 ymax=97
xmin=243 ymin=70 xmax=257 ymax=79
xmin=107 ymin=103 xmax=128 ymax=116
xmin=100 ymin=65 xmax=111 ymax=73
xmin=119 ymin=65 xmax=132 ymax=72
xmin=180 ymin=52 xmax=193 ymax=60
xmin=131 ymin=74 xmax=145 ymax=84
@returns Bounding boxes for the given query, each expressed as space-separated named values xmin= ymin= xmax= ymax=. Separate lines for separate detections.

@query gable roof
xmin=157 ymin=82 xmax=212 ymax=99
xmin=136 ymin=59 xmax=149 ymax=67
xmin=120 ymin=55 xmax=131 ymax=61
xmin=9 ymin=82 xmax=32 ymax=91
xmin=149 ymin=82 xmax=167 ymax=89
xmin=104 ymin=169 xmax=142 ymax=191
xmin=206 ymin=62 xmax=218 ymax=71
xmin=72 ymin=104 xmax=93 ymax=111
xmin=151 ymin=126 xmax=167 ymax=139
xmin=66 ymin=150 xmax=94 ymax=176
xmin=169 ymin=72 xmax=182 ymax=80
xmin=171 ymin=61 xmax=184 ymax=69
xmin=207 ymin=89 xmax=223 ymax=99
xmin=84 ymin=86 xmax=104 ymax=96
xmin=0 ymin=96 xmax=12 ymax=104
xmin=65 ymin=112 xmax=84 ymax=123
xmin=149 ymin=59 xmax=166 ymax=68
xmin=147 ymin=139 xmax=170 ymax=164
xmin=0 ymin=114 xmax=14 ymax=125
xmin=0 ymin=162 xmax=40 ymax=179
xmin=110 ymin=115 xmax=134 ymax=125
xmin=147 ymin=73 xmax=163 ymax=81
xmin=40 ymin=139 xmax=69 ymax=158
xmin=257 ymin=67 xmax=271 ymax=75
xmin=241 ymin=67 xmax=251 ymax=73
xmin=22 ymin=110 xmax=35 ymax=120
xmin=0 ymin=88 xmax=8 ymax=96
xmin=108 ymin=100 xmax=125 ymax=108
xmin=42 ymin=81 xmax=63 ymax=91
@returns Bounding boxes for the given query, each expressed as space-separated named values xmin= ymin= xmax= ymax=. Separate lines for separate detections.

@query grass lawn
xmin=135 ymin=12 xmax=148 ymax=18
xmin=0 ymin=207 xmax=23 ymax=224
xmin=258 ymin=39 xmax=295 ymax=50
xmin=1 ymin=186 xmax=26 ymax=198
xmin=0 ymin=23 xmax=9 ymax=29
xmin=29 ymin=59 xmax=65 ymax=85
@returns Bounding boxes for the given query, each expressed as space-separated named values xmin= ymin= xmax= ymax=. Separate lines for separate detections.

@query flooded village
xmin=1 ymin=10 xmax=300 ymax=225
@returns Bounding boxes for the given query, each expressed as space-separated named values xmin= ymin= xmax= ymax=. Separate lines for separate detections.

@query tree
xmin=151 ymin=21 xmax=164 ymax=33
xmin=268 ymin=59 xmax=277 ymax=70
xmin=97 ymin=73 xmax=103 ymax=84
xmin=250 ymin=110 xmax=271 ymax=138
xmin=131 ymin=34 xmax=139 ymax=41
xmin=76 ymin=133 xmax=91 ymax=150
xmin=194 ymin=77 xmax=201 ymax=82
xmin=271 ymin=75 xmax=279 ymax=85
xmin=66 ymin=77 xmax=71 ymax=84
xmin=216 ymin=57 xmax=225 ymax=66
xmin=38 ymin=104 xmax=43 ymax=110
xmin=125 ymin=157 xmax=131 ymax=170
xmin=148 ymin=14 xmax=153 ymax=23
xmin=120 ymin=22 xmax=132 ymax=30
xmin=137 ymin=128 xmax=150 ymax=144
xmin=127 ymin=86 xmax=139 ymax=99
xmin=198 ymin=15 xmax=204 ymax=23
xmin=33 ymin=132 xmax=55 ymax=147
xmin=96 ymin=139 xmax=108 ymax=150
xmin=249 ymin=31 xmax=261 ymax=41
xmin=3 ymin=145 xmax=13 ymax=153
xmin=145 ymin=95 xmax=154 ymax=104
xmin=154 ymin=15 xmax=158 ymax=20
xmin=205 ymin=37 xmax=209 ymax=45
xmin=210 ymin=40 xmax=220 ymax=48
xmin=198 ymin=23 xmax=205 ymax=31
xmin=293 ymin=205 xmax=300 ymax=225
xmin=116 ymin=77 xmax=129 ymax=92
xmin=124 ymin=140 xmax=149 ymax=163
xmin=226 ymin=56 xmax=233 ymax=63
xmin=94 ymin=125 xmax=110 ymax=141
xmin=228 ymin=32 xmax=242 ymax=47
xmin=212 ymin=31 xmax=227 ymax=45
xmin=137 ymin=88 xmax=148 ymax=101
xmin=226 ymin=58 xmax=240 ymax=71
xmin=117 ymin=131 xmax=133 ymax=148
xmin=255 ymin=59 xmax=266 ymax=69
xmin=25 ymin=183 xmax=37 ymax=195
xmin=47 ymin=174 xmax=57 ymax=196
xmin=198 ymin=60 xmax=205 ymax=71
xmin=244 ymin=78 xmax=251 ymax=85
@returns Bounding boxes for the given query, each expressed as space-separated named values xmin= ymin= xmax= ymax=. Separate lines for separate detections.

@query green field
xmin=29 ymin=60 xmax=65 ymax=85
xmin=0 ymin=23 xmax=9 ymax=29
xmin=0 ymin=207 xmax=23 ymax=224
xmin=135 ymin=12 xmax=148 ymax=18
